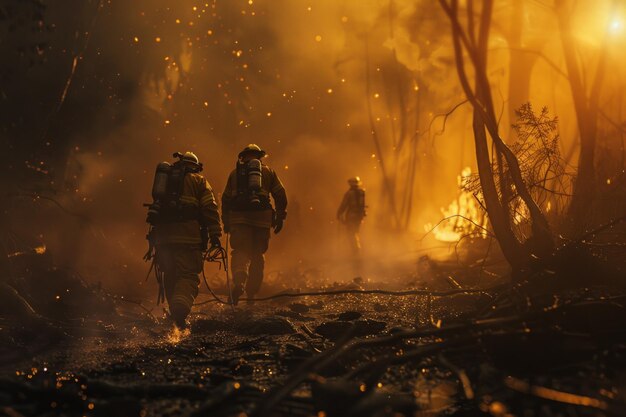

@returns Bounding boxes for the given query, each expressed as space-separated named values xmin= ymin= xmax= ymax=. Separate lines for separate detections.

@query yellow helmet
xmin=238 ymin=144 xmax=266 ymax=158
xmin=173 ymin=151 xmax=202 ymax=169
xmin=348 ymin=176 xmax=362 ymax=185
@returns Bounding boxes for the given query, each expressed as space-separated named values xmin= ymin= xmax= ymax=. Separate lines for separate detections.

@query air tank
xmin=358 ymin=190 xmax=366 ymax=216
xmin=247 ymin=159 xmax=262 ymax=205
xmin=151 ymin=162 xmax=171 ymax=200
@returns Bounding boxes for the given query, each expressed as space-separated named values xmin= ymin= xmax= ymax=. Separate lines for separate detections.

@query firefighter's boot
xmin=229 ymin=271 xmax=247 ymax=305
xmin=170 ymin=304 xmax=189 ymax=330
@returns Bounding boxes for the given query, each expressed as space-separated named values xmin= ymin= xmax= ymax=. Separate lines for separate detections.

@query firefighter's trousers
xmin=345 ymin=221 xmax=362 ymax=254
xmin=230 ymin=224 xmax=270 ymax=297
xmin=156 ymin=244 xmax=203 ymax=321
xmin=344 ymin=220 xmax=363 ymax=277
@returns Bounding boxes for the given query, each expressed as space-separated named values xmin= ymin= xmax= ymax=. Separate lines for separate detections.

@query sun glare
xmin=609 ymin=18 xmax=623 ymax=34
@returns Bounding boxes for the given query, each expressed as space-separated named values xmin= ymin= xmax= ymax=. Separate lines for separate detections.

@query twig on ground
xmin=438 ymin=353 xmax=475 ymax=399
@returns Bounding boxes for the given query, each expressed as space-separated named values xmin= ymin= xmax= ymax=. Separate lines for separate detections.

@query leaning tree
xmin=438 ymin=0 xmax=555 ymax=272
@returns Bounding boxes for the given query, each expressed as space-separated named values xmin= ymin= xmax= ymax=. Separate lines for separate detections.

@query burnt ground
xmin=1 ymin=242 xmax=626 ymax=417
xmin=1 ymin=280 xmax=626 ymax=417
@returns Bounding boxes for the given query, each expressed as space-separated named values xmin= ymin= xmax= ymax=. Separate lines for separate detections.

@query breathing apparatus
xmin=146 ymin=152 xmax=202 ymax=225
xmin=143 ymin=152 xmax=206 ymax=306
xmin=234 ymin=144 xmax=268 ymax=209
xmin=347 ymin=177 xmax=366 ymax=217
xmin=236 ymin=158 xmax=263 ymax=208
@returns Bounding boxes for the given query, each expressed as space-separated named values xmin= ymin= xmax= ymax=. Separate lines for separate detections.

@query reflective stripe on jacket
xmin=222 ymin=165 xmax=287 ymax=229
xmin=155 ymin=172 xmax=222 ymax=244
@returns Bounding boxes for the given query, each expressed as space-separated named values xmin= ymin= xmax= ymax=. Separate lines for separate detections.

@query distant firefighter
xmin=222 ymin=144 xmax=287 ymax=305
xmin=337 ymin=177 xmax=366 ymax=255
xmin=145 ymin=152 xmax=222 ymax=329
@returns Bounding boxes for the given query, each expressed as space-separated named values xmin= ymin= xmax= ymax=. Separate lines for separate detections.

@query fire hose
xmin=200 ymin=233 xmax=236 ymax=311
xmin=193 ymin=287 xmax=491 ymax=306
xmin=196 ymin=235 xmax=491 ymax=309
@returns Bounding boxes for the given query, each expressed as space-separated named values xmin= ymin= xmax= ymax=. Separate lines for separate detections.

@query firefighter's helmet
xmin=348 ymin=176 xmax=362 ymax=186
xmin=238 ymin=144 xmax=266 ymax=159
xmin=173 ymin=151 xmax=202 ymax=169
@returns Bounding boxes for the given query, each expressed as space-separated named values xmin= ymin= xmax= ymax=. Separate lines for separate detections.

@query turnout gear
xmin=337 ymin=179 xmax=366 ymax=223
xmin=152 ymin=172 xmax=222 ymax=244
xmin=156 ymin=246 xmax=203 ymax=328
xmin=222 ymin=148 xmax=287 ymax=300
xmin=223 ymin=164 xmax=287 ymax=229
xmin=200 ymin=226 xmax=209 ymax=251
xmin=210 ymin=235 xmax=221 ymax=248
xmin=229 ymin=224 xmax=271 ymax=302
xmin=145 ymin=152 xmax=222 ymax=328
xmin=337 ymin=179 xmax=366 ymax=270
xmin=229 ymin=272 xmax=246 ymax=306
xmin=146 ymin=152 xmax=207 ymax=226
xmin=272 ymin=214 xmax=284 ymax=234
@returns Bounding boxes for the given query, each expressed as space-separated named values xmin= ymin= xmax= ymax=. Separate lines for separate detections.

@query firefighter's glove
xmin=200 ymin=228 xmax=209 ymax=251
xmin=274 ymin=217 xmax=285 ymax=234
xmin=210 ymin=235 xmax=222 ymax=248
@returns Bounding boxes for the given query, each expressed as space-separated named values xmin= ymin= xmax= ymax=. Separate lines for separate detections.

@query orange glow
xmin=166 ymin=326 xmax=190 ymax=344
xmin=424 ymin=168 xmax=488 ymax=243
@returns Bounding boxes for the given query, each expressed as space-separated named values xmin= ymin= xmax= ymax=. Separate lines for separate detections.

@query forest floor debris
xmin=0 ymin=273 xmax=624 ymax=417
xmin=1 ymin=236 xmax=625 ymax=416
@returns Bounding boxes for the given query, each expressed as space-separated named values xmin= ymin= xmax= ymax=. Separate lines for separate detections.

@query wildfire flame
xmin=424 ymin=167 xmax=489 ymax=242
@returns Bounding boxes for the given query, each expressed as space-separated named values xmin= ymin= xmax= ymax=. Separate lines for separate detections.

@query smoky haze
xmin=1 ymin=0 xmax=623 ymax=295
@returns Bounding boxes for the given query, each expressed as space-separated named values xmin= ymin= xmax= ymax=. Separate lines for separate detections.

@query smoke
xmin=27 ymin=0 xmax=475 ymax=289
xmin=48 ymin=0 xmax=418 ymax=292
xmin=7 ymin=0 xmax=622 ymax=295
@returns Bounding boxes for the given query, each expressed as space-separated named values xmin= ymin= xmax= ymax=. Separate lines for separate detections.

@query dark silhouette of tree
xmin=555 ymin=0 xmax=612 ymax=233
xmin=439 ymin=0 xmax=554 ymax=272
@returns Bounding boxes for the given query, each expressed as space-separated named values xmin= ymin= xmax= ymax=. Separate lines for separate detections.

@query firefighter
xmin=146 ymin=152 xmax=222 ymax=329
xmin=337 ymin=177 xmax=366 ymax=257
xmin=222 ymin=144 xmax=287 ymax=305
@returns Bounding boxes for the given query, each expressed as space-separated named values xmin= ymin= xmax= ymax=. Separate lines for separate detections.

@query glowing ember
xmin=7 ymin=245 xmax=47 ymax=258
xmin=167 ymin=326 xmax=190 ymax=344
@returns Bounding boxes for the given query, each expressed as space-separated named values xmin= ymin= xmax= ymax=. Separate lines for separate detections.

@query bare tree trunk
xmin=446 ymin=0 xmax=527 ymax=269
xmin=364 ymin=39 xmax=400 ymax=228
xmin=440 ymin=0 xmax=555 ymax=270
xmin=401 ymin=92 xmax=420 ymax=228
xmin=556 ymin=0 xmax=608 ymax=232
xmin=506 ymin=0 xmax=539 ymax=142
xmin=386 ymin=0 xmax=418 ymax=230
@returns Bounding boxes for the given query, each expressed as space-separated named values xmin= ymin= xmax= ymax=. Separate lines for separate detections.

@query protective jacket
xmin=337 ymin=185 xmax=366 ymax=224
xmin=155 ymin=172 xmax=222 ymax=245
xmin=222 ymin=165 xmax=287 ymax=229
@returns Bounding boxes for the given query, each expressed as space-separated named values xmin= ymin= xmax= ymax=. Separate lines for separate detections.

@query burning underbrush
xmin=423 ymin=167 xmax=490 ymax=244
